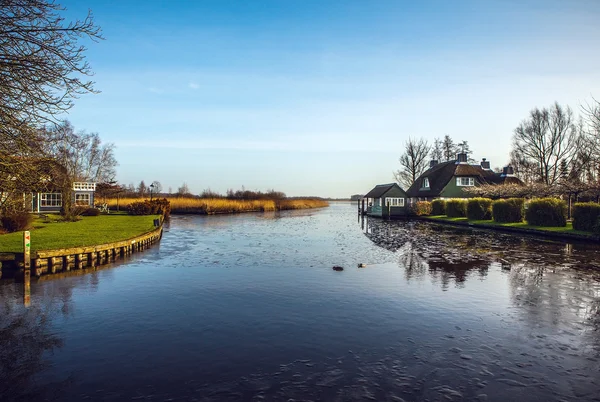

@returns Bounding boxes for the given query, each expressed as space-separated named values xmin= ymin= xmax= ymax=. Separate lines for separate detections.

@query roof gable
xmin=364 ymin=183 xmax=406 ymax=198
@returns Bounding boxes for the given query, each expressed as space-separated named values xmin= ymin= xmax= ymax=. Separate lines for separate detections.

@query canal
xmin=1 ymin=202 xmax=599 ymax=401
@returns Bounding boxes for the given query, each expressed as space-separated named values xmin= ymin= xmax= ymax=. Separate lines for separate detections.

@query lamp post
xmin=150 ymin=183 xmax=154 ymax=201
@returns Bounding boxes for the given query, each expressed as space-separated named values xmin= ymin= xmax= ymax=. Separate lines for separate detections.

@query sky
xmin=60 ymin=0 xmax=600 ymax=198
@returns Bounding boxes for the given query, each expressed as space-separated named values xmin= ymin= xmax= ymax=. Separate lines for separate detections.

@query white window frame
xmin=73 ymin=182 xmax=96 ymax=191
xmin=386 ymin=197 xmax=405 ymax=207
xmin=456 ymin=177 xmax=475 ymax=186
xmin=422 ymin=177 xmax=430 ymax=188
xmin=75 ymin=193 xmax=91 ymax=206
xmin=40 ymin=193 xmax=62 ymax=207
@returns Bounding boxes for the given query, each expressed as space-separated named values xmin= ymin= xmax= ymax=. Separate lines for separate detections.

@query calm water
xmin=1 ymin=203 xmax=600 ymax=401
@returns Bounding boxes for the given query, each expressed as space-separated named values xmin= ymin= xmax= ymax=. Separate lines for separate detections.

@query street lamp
xmin=149 ymin=183 xmax=154 ymax=201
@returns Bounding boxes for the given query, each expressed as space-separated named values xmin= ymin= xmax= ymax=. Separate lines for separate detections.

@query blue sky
xmin=61 ymin=0 xmax=600 ymax=197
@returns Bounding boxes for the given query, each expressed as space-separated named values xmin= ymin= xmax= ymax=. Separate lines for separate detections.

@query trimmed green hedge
xmin=431 ymin=199 xmax=446 ymax=215
xmin=572 ymin=202 xmax=600 ymax=232
xmin=467 ymin=198 xmax=493 ymax=220
xmin=492 ymin=198 xmax=524 ymax=223
xmin=525 ymin=198 xmax=567 ymax=227
xmin=414 ymin=201 xmax=432 ymax=216
xmin=446 ymin=199 xmax=468 ymax=218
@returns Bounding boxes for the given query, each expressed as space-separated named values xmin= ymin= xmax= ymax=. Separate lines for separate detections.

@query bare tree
xmin=137 ymin=180 xmax=147 ymax=196
xmin=44 ymin=121 xmax=117 ymax=182
xmin=442 ymin=135 xmax=457 ymax=161
xmin=150 ymin=181 xmax=162 ymax=194
xmin=393 ymin=138 xmax=431 ymax=188
xmin=0 ymin=1 xmax=102 ymax=215
xmin=512 ymin=102 xmax=579 ymax=185
xmin=430 ymin=138 xmax=443 ymax=161
xmin=177 ymin=182 xmax=190 ymax=196
xmin=582 ymin=97 xmax=600 ymax=168
xmin=0 ymin=1 xmax=102 ymax=131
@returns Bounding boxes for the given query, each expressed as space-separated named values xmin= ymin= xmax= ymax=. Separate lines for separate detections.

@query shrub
xmin=127 ymin=198 xmax=171 ymax=217
xmin=81 ymin=207 xmax=101 ymax=216
xmin=492 ymin=198 xmax=525 ymax=223
xmin=0 ymin=211 xmax=33 ymax=232
xmin=445 ymin=199 xmax=468 ymax=217
xmin=466 ymin=198 xmax=493 ymax=220
xmin=572 ymin=202 xmax=600 ymax=232
xmin=431 ymin=199 xmax=446 ymax=216
xmin=525 ymin=198 xmax=567 ymax=227
xmin=414 ymin=201 xmax=432 ymax=216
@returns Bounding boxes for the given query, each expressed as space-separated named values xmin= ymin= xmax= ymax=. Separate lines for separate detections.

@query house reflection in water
xmin=360 ymin=215 xmax=491 ymax=288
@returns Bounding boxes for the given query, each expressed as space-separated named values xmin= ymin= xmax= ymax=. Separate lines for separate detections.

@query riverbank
xmin=418 ymin=215 xmax=600 ymax=242
xmin=105 ymin=197 xmax=329 ymax=214
xmin=0 ymin=214 xmax=160 ymax=253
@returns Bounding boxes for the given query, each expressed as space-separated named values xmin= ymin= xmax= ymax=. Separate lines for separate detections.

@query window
xmin=421 ymin=178 xmax=430 ymax=188
xmin=386 ymin=197 xmax=405 ymax=207
xmin=75 ymin=193 xmax=91 ymax=206
xmin=40 ymin=193 xmax=62 ymax=207
xmin=456 ymin=177 xmax=475 ymax=186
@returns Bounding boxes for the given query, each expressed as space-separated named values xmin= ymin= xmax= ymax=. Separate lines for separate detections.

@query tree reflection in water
xmin=361 ymin=215 xmax=600 ymax=337
xmin=0 ymin=270 xmax=105 ymax=401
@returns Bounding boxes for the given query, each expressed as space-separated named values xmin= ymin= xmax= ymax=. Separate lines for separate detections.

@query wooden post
xmin=361 ymin=198 xmax=365 ymax=215
xmin=23 ymin=231 xmax=31 ymax=271
xmin=23 ymin=231 xmax=31 ymax=306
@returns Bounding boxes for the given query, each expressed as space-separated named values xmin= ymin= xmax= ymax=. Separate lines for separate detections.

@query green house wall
xmin=439 ymin=177 xmax=480 ymax=198
xmin=382 ymin=186 xmax=409 ymax=217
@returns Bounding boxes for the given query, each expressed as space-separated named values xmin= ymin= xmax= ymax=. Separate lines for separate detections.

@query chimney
xmin=480 ymin=158 xmax=491 ymax=170
xmin=456 ymin=153 xmax=468 ymax=163
xmin=429 ymin=160 xmax=438 ymax=168
xmin=501 ymin=166 xmax=514 ymax=176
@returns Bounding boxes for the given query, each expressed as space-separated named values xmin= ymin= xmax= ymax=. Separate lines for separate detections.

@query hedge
xmin=431 ymin=199 xmax=446 ymax=216
xmin=413 ymin=201 xmax=432 ymax=216
xmin=127 ymin=198 xmax=171 ymax=217
xmin=0 ymin=211 xmax=33 ymax=232
xmin=492 ymin=198 xmax=524 ymax=223
xmin=466 ymin=198 xmax=493 ymax=220
xmin=525 ymin=198 xmax=567 ymax=227
xmin=572 ymin=202 xmax=600 ymax=232
xmin=446 ymin=199 xmax=468 ymax=217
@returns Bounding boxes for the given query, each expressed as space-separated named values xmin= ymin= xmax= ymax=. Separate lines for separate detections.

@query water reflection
xmin=361 ymin=214 xmax=600 ymax=339
xmin=0 ymin=284 xmax=69 ymax=401
xmin=0 ymin=205 xmax=599 ymax=401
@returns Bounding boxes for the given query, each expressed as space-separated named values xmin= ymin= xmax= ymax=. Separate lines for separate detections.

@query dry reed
xmin=105 ymin=197 xmax=328 ymax=215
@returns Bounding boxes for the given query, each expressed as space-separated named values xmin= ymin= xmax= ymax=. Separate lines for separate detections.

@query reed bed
xmin=105 ymin=197 xmax=328 ymax=215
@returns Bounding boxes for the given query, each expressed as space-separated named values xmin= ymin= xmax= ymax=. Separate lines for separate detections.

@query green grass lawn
xmin=0 ymin=214 xmax=159 ymax=253
xmin=425 ymin=216 xmax=593 ymax=236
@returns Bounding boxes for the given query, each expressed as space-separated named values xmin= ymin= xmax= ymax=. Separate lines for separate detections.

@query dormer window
xmin=456 ymin=177 xmax=475 ymax=186
xmin=422 ymin=177 xmax=430 ymax=188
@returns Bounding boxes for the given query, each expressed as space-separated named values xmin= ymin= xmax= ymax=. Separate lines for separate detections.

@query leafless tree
xmin=430 ymin=138 xmax=443 ymax=161
xmin=177 ymin=182 xmax=190 ymax=196
xmin=0 ymin=0 xmax=102 ymax=132
xmin=582 ymin=97 xmax=600 ymax=166
xmin=393 ymin=138 xmax=431 ymax=189
xmin=137 ymin=180 xmax=147 ymax=196
xmin=442 ymin=135 xmax=456 ymax=161
xmin=512 ymin=102 xmax=579 ymax=185
xmin=0 ymin=1 xmax=102 ymax=215
xmin=150 ymin=180 xmax=162 ymax=194
xmin=43 ymin=121 xmax=117 ymax=183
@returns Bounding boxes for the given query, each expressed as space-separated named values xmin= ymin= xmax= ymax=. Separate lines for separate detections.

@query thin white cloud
xmin=189 ymin=82 xmax=200 ymax=90
xmin=148 ymin=87 xmax=163 ymax=94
